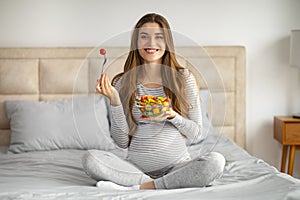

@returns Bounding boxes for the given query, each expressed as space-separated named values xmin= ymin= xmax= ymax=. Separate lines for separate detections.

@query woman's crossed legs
xmin=82 ymin=150 xmax=225 ymax=190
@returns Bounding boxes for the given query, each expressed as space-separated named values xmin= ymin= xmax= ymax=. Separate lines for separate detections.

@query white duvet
xmin=0 ymin=135 xmax=299 ymax=200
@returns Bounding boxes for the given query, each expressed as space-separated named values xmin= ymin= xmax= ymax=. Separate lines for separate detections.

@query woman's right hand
xmin=96 ymin=73 xmax=121 ymax=106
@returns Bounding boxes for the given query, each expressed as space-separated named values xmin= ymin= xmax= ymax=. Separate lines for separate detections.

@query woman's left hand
xmin=165 ymin=108 xmax=176 ymax=119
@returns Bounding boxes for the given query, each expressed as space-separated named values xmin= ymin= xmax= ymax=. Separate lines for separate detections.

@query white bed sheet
xmin=0 ymin=134 xmax=299 ymax=200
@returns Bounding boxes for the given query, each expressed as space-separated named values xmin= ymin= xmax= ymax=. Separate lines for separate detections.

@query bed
xmin=0 ymin=46 xmax=299 ymax=200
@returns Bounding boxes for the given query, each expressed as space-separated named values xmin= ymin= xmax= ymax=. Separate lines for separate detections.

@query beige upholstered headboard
xmin=0 ymin=46 xmax=246 ymax=148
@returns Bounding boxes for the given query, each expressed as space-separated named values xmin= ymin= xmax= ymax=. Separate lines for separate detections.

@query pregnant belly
xmin=127 ymin=123 xmax=190 ymax=172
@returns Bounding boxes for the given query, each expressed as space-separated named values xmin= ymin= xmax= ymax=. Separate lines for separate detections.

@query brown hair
xmin=112 ymin=13 xmax=191 ymax=136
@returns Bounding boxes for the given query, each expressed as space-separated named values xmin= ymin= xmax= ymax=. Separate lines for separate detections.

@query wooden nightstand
xmin=274 ymin=116 xmax=300 ymax=176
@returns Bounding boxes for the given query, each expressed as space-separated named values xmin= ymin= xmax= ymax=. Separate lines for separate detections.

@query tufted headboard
xmin=0 ymin=46 xmax=246 ymax=148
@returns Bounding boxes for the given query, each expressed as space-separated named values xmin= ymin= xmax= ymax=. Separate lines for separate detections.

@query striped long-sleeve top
xmin=110 ymin=69 xmax=205 ymax=173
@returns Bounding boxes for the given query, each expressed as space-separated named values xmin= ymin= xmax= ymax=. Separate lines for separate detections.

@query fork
xmin=100 ymin=48 xmax=107 ymax=75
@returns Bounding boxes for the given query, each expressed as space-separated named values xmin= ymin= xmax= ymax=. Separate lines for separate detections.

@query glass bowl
xmin=136 ymin=95 xmax=171 ymax=118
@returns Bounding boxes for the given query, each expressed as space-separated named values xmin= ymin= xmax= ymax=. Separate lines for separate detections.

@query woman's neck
xmin=139 ymin=64 xmax=162 ymax=87
xmin=144 ymin=64 xmax=161 ymax=77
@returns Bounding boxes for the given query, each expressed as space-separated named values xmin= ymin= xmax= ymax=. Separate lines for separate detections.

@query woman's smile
xmin=144 ymin=48 xmax=160 ymax=54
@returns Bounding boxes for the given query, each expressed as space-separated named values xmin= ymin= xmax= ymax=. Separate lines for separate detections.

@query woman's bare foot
xmin=140 ymin=180 xmax=156 ymax=190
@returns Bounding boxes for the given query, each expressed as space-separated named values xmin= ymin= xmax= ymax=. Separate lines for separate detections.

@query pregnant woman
xmin=82 ymin=13 xmax=225 ymax=190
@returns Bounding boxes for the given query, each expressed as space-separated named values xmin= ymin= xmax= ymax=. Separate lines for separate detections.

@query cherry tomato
xmin=141 ymin=95 xmax=147 ymax=101
xmin=100 ymin=48 xmax=106 ymax=55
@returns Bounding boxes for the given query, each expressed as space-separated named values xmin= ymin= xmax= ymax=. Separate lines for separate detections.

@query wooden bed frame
xmin=0 ymin=46 xmax=246 ymax=148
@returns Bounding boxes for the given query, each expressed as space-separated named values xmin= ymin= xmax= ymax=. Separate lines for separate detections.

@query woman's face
xmin=137 ymin=22 xmax=166 ymax=64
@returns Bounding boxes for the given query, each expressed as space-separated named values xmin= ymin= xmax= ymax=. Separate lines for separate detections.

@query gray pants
xmin=153 ymin=152 xmax=225 ymax=189
xmin=82 ymin=150 xmax=225 ymax=189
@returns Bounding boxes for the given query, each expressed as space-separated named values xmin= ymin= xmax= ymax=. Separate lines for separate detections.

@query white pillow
xmin=5 ymin=96 xmax=117 ymax=153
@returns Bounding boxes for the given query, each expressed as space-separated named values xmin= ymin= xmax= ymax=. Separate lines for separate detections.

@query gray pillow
xmin=187 ymin=89 xmax=214 ymax=145
xmin=5 ymin=96 xmax=117 ymax=153
xmin=200 ymin=89 xmax=214 ymax=133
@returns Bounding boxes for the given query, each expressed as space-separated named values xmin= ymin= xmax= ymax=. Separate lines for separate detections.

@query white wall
xmin=1 ymin=0 xmax=300 ymax=178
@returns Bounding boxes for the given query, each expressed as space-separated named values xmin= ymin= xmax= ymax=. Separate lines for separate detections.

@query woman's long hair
xmin=112 ymin=13 xmax=192 ymax=136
